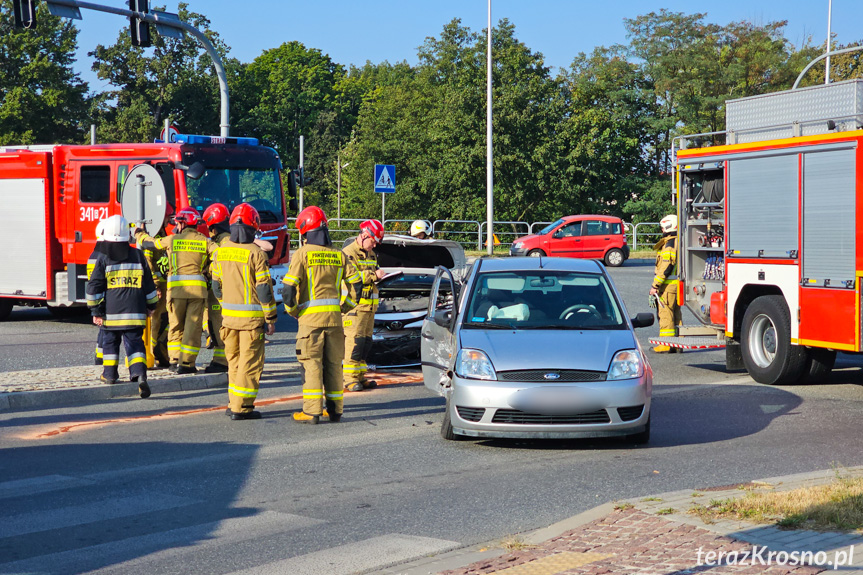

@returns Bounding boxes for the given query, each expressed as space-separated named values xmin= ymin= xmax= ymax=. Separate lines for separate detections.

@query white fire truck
xmin=0 ymin=133 xmax=294 ymax=320
xmin=650 ymin=79 xmax=863 ymax=385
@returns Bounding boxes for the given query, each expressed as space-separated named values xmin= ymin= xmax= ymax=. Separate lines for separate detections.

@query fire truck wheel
xmin=741 ymin=295 xmax=808 ymax=385
xmin=0 ymin=300 xmax=12 ymax=321
xmin=604 ymin=248 xmax=625 ymax=267
xmin=798 ymin=348 xmax=836 ymax=384
xmin=47 ymin=305 xmax=87 ymax=320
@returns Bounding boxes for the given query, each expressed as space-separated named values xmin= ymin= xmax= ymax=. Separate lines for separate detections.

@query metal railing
xmin=632 ymin=222 xmax=661 ymax=251
xmin=479 ymin=221 xmax=529 ymax=250
xmin=431 ymin=220 xmax=482 ymax=249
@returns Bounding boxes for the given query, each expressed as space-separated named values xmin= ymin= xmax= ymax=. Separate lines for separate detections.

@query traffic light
xmin=12 ymin=0 xmax=37 ymax=29
xmin=129 ymin=0 xmax=151 ymax=47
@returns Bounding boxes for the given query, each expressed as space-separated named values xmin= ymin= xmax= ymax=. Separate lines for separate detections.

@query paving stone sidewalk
xmin=418 ymin=467 xmax=863 ymax=575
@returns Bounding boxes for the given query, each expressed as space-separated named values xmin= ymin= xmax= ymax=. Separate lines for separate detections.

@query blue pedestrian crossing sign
xmin=374 ymin=164 xmax=396 ymax=194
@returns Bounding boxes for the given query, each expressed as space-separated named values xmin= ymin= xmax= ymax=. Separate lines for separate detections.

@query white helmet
xmin=660 ymin=214 xmax=678 ymax=234
xmin=410 ymin=219 xmax=431 ymax=238
xmin=99 ymin=215 xmax=131 ymax=242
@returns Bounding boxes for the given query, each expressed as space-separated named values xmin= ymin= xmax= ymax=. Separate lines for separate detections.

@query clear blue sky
xmin=73 ymin=1 xmax=863 ymax=92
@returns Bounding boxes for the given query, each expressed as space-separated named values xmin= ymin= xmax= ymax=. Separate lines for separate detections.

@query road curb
xmin=377 ymin=502 xmax=618 ymax=575
xmin=0 ymin=373 xmax=227 ymax=412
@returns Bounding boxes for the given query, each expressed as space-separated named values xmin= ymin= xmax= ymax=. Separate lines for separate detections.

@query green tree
xmin=0 ymin=0 xmax=89 ymax=145
xmin=89 ymin=2 xmax=231 ymax=142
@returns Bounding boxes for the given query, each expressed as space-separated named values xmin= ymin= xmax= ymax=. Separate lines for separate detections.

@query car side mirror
xmin=176 ymin=161 xmax=205 ymax=180
xmin=288 ymin=198 xmax=299 ymax=211
xmin=433 ymin=309 xmax=452 ymax=328
xmin=631 ymin=313 xmax=654 ymax=328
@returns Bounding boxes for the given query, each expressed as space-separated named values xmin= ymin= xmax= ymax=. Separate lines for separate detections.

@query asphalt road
xmin=2 ymin=261 xmax=863 ymax=574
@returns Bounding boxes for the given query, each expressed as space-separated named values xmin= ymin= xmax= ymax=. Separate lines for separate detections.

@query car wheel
xmin=604 ymin=248 xmax=625 ymax=267
xmin=626 ymin=416 xmax=650 ymax=445
xmin=741 ymin=295 xmax=808 ymax=385
xmin=441 ymin=399 xmax=464 ymax=441
xmin=0 ymin=299 xmax=12 ymax=321
xmin=527 ymin=249 xmax=545 ymax=257
xmin=798 ymin=348 xmax=836 ymax=384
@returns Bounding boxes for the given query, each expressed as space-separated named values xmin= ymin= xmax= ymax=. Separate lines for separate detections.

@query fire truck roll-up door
xmin=728 ymin=154 xmax=799 ymax=259
xmin=0 ymin=178 xmax=50 ymax=299
xmin=799 ymin=146 xmax=858 ymax=350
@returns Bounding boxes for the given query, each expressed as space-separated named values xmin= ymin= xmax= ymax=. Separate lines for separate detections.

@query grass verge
xmin=688 ymin=474 xmax=863 ymax=531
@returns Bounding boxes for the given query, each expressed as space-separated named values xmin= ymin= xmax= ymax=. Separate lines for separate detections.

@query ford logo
xmin=543 ymin=373 xmax=561 ymax=380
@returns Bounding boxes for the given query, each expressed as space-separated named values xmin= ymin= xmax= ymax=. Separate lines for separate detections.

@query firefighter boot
xmin=204 ymin=362 xmax=229 ymax=373
xmin=346 ymin=382 xmax=363 ymax=392
xmin=326 ymin=400 xmax=341 ymax=423
xmin=138 ymin=380 xmax=151 ymax=399
xmin=293 ymin=411 xmax=319 ymax=424
xmin=230 ymin=410 xmax=262 ymax=420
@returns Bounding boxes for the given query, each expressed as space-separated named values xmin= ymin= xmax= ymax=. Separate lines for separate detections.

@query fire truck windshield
xmin=185 ymin=167 xmax=284 ymax=223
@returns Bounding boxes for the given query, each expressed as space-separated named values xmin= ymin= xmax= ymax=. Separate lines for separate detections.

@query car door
xmin=581 ymin=219 xmax=612 ymax=259
xmin=420 ymin=266 xmax=458 ymax=396
xmin=547 ymin=220 xmax=584 ymax=257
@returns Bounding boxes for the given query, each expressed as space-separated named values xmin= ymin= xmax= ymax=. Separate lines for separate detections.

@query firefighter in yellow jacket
xmin=342 ymin=219 xmax=387 ymax=391
xmin=202 ymin=203 xmax=232 ymax=373
xmin=212 ymin=203 xmax=277 ymax=420
xmin=136 ymin=207 xmax=217 ymax=373
xmin=283 ymin=206 xmax=363 ymax=424
xmin=650 ymin=214 xmax=682 ymax=353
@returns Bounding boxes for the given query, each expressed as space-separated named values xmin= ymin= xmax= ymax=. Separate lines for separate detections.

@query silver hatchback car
xmin=421 ymin=257 xmax=654 ymax=442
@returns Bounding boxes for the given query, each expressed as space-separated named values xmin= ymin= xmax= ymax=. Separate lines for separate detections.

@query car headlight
xmin=607 ymin=349 xmax=643 ymax=380
xmin=513 ymin=242 xmax=523 ymax=249
xmin=455 ymin=349 xmax=497 ymax=380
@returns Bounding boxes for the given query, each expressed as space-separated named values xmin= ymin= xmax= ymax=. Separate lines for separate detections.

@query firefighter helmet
xmin=295 ymin=206 xmax=328 ymax=235
xmin=203 ymin=203 xmax=229 ymax=227
xmin=660 ymin=214 xmax=678 ymax=234
xmin=175 ymin=207 xmax=201 ymax=226
xmin=361 ymin=219 xmax=385 ymax=243
xmin=410 ymin=219 xmax=431 ymax=238
xmin=230 ymin=203 xmax=260 ymax=230
xmin=99 ymin=215 xmax=132 ymax=242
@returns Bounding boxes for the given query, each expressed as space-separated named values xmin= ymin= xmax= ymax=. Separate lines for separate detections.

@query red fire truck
xmin=0 ymin=133 xmax=294 ymax=320
xmin=649 ymin=79 xmax=863 ymax=385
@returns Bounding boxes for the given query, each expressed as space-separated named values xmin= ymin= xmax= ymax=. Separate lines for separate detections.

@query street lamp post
xmin=486 ymin=0 xmax=494 ymax=256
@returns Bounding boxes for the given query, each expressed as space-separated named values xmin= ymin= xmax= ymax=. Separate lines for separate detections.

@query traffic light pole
xmin=44 ymin=0 xmax=231 ymax=137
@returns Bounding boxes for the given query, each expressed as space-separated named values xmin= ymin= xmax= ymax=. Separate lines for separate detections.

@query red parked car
xmin=509 ymin=215 xmax=630 ymax=267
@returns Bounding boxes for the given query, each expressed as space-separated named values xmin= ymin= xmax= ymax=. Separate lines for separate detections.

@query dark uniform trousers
xmin=222 ymin=325 xmax=266 ymax=413
xmin=297 ymin=325 xmax=345 ymax=416
xmin=102 ymin=328 xmax=147 ymax=382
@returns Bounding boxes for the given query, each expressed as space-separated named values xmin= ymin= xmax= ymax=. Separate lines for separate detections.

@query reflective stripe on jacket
xmin=652 ymin=235 xmax=678 ymax=290
xmin=137 ymin=227 xmax=216 ymax=299
xmin=86 ymin=248 xmax=158 ymax=331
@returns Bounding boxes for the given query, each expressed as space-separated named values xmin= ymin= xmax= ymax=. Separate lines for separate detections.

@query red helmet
xmin=360 ymin=219 xmax=385 ymax=243
xmin=175 ymin=207 xmax=201 ymax=226
xmin=202 ymin=203 xmax=229 ymax=227
xmin=295 ymin=206 xmax=328 ymax=235
xmin=230 ymin=203 xmax=260 ymax=230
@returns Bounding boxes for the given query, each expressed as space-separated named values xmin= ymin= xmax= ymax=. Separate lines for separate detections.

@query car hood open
xmin=458 ymin=329 xmax=638 ymax=373
xmin=344 ymin=234 xmax=466 ymax=270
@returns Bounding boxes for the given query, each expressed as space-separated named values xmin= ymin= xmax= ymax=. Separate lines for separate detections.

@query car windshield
xmin=463 ymin=270 xmax=625 ymax=330
xmin=185 ymin=167 xmax=284 ymax=223
xmin=538 ymin=218 xmax=565 ymax=235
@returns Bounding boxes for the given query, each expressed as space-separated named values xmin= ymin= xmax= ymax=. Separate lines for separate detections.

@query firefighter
xmin=283 ymin=206 xmax=362 ymax=424
xmin=87 ymin=215 xmax=159 ymax=399
xmin=136 ymin=207 xmax=217 ymax=373
xmin=140 ymin=215 xmax=171 ymax=368
xmin=212 ymin=203 xmax=277 ymax=420
xmin=409 ymin=219 xmax=432 ymax=240
xmin=202 ymin=203 xmax=231 ymax=373
xmin=650 ymin=214 xmax=682 ymax=353
xmin=342 ymin=219 xmax=387 ymax=391
xmin=87 ymin=219 xmax=107 ymax=366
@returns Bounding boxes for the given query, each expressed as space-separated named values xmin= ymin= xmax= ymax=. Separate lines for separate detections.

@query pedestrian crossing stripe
xmin=375 ymin=167 xmax=394 ymax=190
